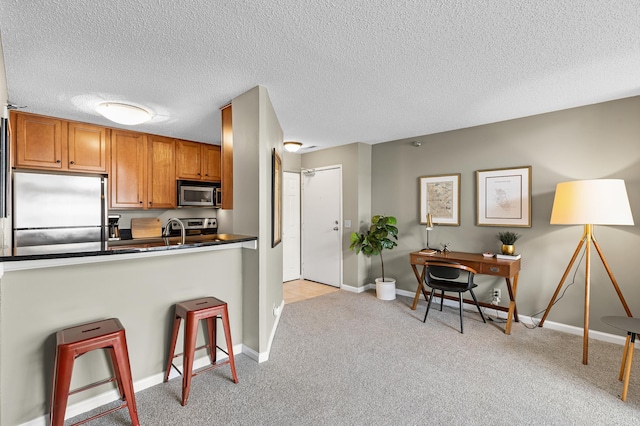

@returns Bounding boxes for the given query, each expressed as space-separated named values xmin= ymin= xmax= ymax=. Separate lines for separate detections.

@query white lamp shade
xmin=96 ymin=102 xmax=152 ymax=125
xmin=550 ymin=179 xmax=634 ymax=225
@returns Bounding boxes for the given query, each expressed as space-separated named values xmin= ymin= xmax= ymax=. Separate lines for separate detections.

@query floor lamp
xmin=539 ymin=179 xmax=634 ymax=365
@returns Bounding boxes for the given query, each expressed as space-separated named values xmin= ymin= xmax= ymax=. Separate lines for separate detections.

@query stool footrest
xmin=70 ymin=401 xmax=128 ymax=426
xmin=192 ymin=359 xmax=231 ymax=378
xmin=170 ymin=357 xmax=232 ymax=378
xmin=171 ymin=342 xmax=221 ymax=360
xmin=69 ymin=377 xmax=117 ymax=396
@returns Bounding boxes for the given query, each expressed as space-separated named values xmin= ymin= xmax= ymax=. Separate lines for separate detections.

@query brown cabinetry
xmin=13 ymin=112 xmax=109 ymax=173
xmin=176 ymin=140 xmax=221 ymax=182
xmin=110 ymin=132 xmax=177 ymax=210
xmin=12 ymin=110 xmax=226 ymax=211
xmin=147 ymin=135 xmax=176 ymax=209
xmin=220 ymin=104 xmax=233 ymax=209
xmin=110 ymin=130 xmax=147 ymax=209
xmin=68 ymin=122 xmax=110 ymax=172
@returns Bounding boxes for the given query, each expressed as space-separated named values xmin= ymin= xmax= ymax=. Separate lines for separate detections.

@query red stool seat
xmin=50 ymin=318 xmax=139 ymax=426
xmin=164 ymin=296 xmax=238 ymax=406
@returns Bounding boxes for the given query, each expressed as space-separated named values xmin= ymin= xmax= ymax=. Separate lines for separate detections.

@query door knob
xmin=333 ymin=227 xmax=339 ymax=231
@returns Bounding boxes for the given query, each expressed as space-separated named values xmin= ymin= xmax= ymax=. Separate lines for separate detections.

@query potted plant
xmin=497 ymin=231 xmax=521 ymax=255
xmin=350 ymin=215 xmax=398 ymax=300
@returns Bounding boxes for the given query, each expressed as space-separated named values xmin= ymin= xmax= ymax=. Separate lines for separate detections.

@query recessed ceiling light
xmin=284 ymin=141 xmax=303 ymax=152
xmin=96 ymin=102 xmax=152 ymax=125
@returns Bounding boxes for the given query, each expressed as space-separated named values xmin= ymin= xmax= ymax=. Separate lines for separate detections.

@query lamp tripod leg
xmin=592 ymin=238 xmax=633 ymax=317
xmin=539 ymin=234 xmax=586 ymax=327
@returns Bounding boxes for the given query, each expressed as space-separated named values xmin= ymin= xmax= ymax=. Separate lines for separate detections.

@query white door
xmin=301 ymin=166 xmax=342 ymax=287
xmin=283 ymin=172 xmax=301 ymax=282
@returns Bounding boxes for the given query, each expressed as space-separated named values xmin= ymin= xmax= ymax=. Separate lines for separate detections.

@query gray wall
xmin=370 ymin=96 xmax=640 ymax=332
xmin=232 ymin=86 xmax=284 ymax=354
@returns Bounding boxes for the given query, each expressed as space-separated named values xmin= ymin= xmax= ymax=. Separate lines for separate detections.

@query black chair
xmin=422 ymin=261 xmax=486 ymax=333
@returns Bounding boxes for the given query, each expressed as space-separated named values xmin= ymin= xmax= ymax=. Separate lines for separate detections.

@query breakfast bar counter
xmin=0 ymin=234 xmax=257 ymax=425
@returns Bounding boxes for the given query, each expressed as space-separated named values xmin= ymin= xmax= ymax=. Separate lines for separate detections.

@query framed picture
xmin=272 ymin=149 xmax=282 ymax=247
xmin=476 ymin=166 xmax=531 ymax=227
xmin=419 ymin=174 xmax=461 ymax=226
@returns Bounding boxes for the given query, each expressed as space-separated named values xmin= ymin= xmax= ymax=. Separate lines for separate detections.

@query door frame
xmin=282 ymin=171 xmax=301 ymax=282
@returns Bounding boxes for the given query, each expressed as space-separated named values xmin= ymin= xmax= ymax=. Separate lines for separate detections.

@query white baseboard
xmin=412 ymin=290 xmax=628 ymax=346
xmin=340 ymin=283 xmax=372 ymax=293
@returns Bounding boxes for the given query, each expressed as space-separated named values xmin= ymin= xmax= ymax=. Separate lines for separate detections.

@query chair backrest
xmin=424 ymin=261 xmax=477 ymax=289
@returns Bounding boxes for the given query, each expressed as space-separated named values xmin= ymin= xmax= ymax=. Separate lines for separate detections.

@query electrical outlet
xmin=491 ymin=288 xmax=501 ymax=305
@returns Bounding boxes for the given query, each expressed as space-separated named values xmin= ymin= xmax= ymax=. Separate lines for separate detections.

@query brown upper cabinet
xmin=146 ymin=135 xmax=176 ymax=209
xmin=13 ymin=112 xmax=109 ymax=173
xmin=176 ymin=140 xmax=221 ymax=181
xmin=110 ymin=130 xmax=147 ymax=209
xmin=220 ymin=104 xmax=233 ymax=209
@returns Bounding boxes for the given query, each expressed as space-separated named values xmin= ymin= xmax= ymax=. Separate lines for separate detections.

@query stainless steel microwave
xmin=177 ymin=181 xmax=221 ymax=207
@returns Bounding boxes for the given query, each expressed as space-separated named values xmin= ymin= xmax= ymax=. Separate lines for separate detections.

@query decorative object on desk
xmin=440 ymin=242 xmax=451 ymax=253
xmin=497 ymin=231 xmax=521 ymax=255
xmin=419 ymin=174 xmax=460 ymax=226
xmin=495 ymin=253 xmax=521 ymax=260
xmin=424 ymin=213 xmax=435 ymax=249
xmin=482 ymin=252 xmax=494 ymax=258
xmin=350 ymin=215 xmax=398 ymax=300
xmin=476 ymin=166 xmax=531 ymax=227
xmin=539 ymin=179 xmax=634 ymax=365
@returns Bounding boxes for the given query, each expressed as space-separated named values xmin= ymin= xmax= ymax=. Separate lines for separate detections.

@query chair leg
xmin=440 ymin=290 xmax=444 ymax=311
xmin=181 ymin=316 xmax=199 ymax=406
xmin=469 ymin=288 xmax=486 ymax=323
xmin=621 ymin=333 xmax=636 ymax=402
xmin=220 ymin=307 xmax=239 ymax=383
xmin=423 ymin=289 xmax=435 ymax=323
xmin=205 ymin=317 xmax=217 ymax=365
xmin=50 ymin=347 xmax=75 ymax=426
xmin=620 ymin=333 xmax=631 ymax=381
xmin=111 ymin=338 xmax=140 ymax=425
xmin=164 ymin=315 xmax=182 ymax=383
xmin=458 ymin=292 xmax=464 ymax=334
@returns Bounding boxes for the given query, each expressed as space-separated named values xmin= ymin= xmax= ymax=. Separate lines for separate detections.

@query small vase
xmin=501 ymin=244 xmax=515 ymax=255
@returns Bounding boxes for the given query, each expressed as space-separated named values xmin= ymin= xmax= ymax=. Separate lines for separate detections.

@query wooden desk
xmin=410 ymin=251 xmax=521 ymax=334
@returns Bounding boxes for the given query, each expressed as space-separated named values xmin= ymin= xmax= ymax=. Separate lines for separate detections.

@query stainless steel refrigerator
xmin=13 ymin=171 xmax=107 ymax=252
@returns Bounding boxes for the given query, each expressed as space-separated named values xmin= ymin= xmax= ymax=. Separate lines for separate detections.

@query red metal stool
xmin=50 ymin=318 xmax=139 ymax=426
xmin=164 ymin=296 xmax=238 ymax=406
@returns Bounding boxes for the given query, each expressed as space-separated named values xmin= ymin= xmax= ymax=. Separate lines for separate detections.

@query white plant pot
xmin=375 ymin=277 xmax=396 ymax=300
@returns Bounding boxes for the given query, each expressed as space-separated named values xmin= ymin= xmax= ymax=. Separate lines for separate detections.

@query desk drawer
xmin=479 ymin=263 xmax=511 ymax=276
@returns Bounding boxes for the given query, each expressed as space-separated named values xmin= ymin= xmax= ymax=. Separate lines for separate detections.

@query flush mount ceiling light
xmin=96 ymin=102 xmax=152 ymax=125
xmin=284 ymin=141 xmax=303 ymax=153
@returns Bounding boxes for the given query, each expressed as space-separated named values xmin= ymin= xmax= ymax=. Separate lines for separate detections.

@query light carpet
xmin=70 ymin=290 xmax=640 ymax=425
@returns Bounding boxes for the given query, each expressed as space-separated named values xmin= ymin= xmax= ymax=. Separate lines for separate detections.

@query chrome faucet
xmin=163 ymin=218 xmax=185 ymax=245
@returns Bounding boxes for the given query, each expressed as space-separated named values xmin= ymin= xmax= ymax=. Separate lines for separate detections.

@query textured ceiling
xmin=0 ymin=1 xmax=638 ymax=151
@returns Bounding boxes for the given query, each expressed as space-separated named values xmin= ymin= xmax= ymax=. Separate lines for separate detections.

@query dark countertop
xmin=0 ymin=234 xmax=257 ymax=262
